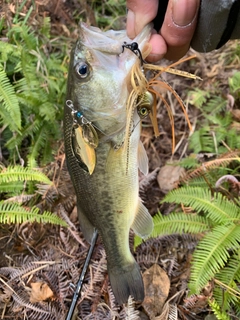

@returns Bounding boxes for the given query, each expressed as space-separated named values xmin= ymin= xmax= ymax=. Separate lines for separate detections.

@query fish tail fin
xmin=108 ymin=261 xmax=144 ymax=305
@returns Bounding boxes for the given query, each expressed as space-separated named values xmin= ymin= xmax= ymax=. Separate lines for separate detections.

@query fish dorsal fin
xmin=131 ymin=200 xmax=153 ymax=239
xmin=138 ymin=140 xmax=149 ymax=175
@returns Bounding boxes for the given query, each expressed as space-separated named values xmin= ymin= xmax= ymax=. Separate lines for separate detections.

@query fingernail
xmin=172 ymin=0 xmax=199 ymax=27
xmin=126 ymin=9 xmax=136 ymax=39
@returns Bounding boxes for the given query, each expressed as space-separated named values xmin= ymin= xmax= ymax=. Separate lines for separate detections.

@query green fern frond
xmin=188 ymin=89 xmax=210 ymax=109
xmin=208 ymin=299 xmax=231 ymax=320
xmin=134 ymin=212 xmax=210 ymax=247
xmin=0 ymin=68 xmax=21 ymax=131
xmin=39 ymin=17 xmax=51 ymax=39
xmin=189 ymin=224 xmax=240 ymax=293
xmin=0 ymin=202 xmax=67 ymax=226
xmin=0 ymin=41 xmax=21 ymax=64
xmin=4 ymin=118 xmax=40 ymax=151
xmin=214 ymin=255 xmax=240 ymax=312
xmin=0 ymin=181 xmax=24 ymax=194
xmin=189 ymin=127 xmax=214 ymax=153
xmin=163 ymin=187 xmax=240 ymax=223
xmin=8 ymin=25 xmax=38 ymax=50
xmin=229 ymin=71 xmax=240 ymax=93
xmin=0 ymin=166 xmax=52 ymax=185
xmin=27 ymin=125 xmax=52 ymax=168
xmin=152 ymin=212 xmax=210 ymax=236
xmin=204 ymin=96 xmax=227 ymax=114
xmin=216 ymin=254 xmax=240 ymax=286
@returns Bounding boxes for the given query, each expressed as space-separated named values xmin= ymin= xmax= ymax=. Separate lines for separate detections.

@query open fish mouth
xmin=79 ymin=23 xmax=152 ymax=56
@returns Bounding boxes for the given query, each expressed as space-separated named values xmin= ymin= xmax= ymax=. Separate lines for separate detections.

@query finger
xmin=160 ymin=0 xmax=200 ymax=60
xmin=147 ymin=33 xmax=167 ymax=62
xmin=126 ymin=0 xmax=158 ymax=39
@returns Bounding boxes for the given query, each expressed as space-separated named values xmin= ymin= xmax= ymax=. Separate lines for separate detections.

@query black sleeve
xmin=191 ymin=0 xmax=240 ymax=52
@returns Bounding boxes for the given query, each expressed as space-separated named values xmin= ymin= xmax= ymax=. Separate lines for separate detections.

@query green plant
xmin=0 ymin=165 xmax=67 ymax=226
xmin=188 ymin=71 xmax=240 ymax=154
xmin=136 ymin=185 xmax=240 ymax=318
xmin=0 ymin=165 xmax=51 ymax=195
xmin=0 ymin=14 xmax=67 ymax=167
xmin=91 ymin=0 xmax=126 ymax=29
xmin=0 ymin=201 xmax=67 ymax=226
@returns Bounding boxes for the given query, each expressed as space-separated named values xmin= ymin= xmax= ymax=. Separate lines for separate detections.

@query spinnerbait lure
xmin=66 ymin=99 xmax=98 ymax=174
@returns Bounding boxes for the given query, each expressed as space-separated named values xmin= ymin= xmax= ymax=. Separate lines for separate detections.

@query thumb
xmin=126 ymin=0 xmax=158 ymax=38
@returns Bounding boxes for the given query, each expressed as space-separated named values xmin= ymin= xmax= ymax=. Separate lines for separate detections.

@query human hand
xmin=127 ymin=0 xmax=240 ymax=62
xmin=126 ymin=0 xmax=200 ymax=62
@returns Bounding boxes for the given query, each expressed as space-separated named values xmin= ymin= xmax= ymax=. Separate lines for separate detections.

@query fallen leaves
xmin=30 ymin=282 xmax=54 ymax=303
xmin=142 ymin=264 xmax=170 ymax=319
xmin=157 ymin=165 xmax=186 ymax=193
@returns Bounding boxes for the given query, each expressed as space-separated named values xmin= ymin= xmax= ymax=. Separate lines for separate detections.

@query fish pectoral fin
xmin=131 ymin=200 xmax=153 ymax=239
xmin=77 ymin=205 xmax=95 ymax=244
xmin=138 ymin=140 xmax=149 ymax=176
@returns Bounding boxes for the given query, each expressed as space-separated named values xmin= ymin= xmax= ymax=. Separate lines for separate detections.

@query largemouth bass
xmin=64 ymin=23 xmax=153 ymax=304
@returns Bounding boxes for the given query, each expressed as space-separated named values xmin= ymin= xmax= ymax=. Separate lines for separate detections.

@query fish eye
xmin=75 ymin=62 xmax=89 ymax=79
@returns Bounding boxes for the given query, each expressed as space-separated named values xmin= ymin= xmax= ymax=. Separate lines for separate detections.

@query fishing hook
xmin=65 ymin=229 xmax=98 ymax=320
xmin=122 ymin=41 xmax=145 ymax=66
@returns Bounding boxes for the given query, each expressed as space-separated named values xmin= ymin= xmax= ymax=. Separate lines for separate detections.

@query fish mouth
xmin=79 ymin=23 xmax=152 ymax=57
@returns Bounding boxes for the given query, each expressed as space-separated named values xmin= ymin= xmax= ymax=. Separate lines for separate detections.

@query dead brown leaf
xmin=8 ymin=4 xmax=15 ymax=13
xmin=157 ymin=165 xmax=186 ymax=193
xmin=142 ymin=264 xmax=170 ymax=319
xmin=30 ymin=282 xmax=54 ymax=303
xmin=231 ymin=109 xmax=240 ymax=121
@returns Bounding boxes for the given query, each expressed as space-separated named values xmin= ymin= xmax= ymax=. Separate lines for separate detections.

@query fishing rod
xmin=65 ymin=229 xmax=98 ymax=320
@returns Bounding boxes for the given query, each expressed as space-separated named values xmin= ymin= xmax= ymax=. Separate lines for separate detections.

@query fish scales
xmin=64 ymin=23 xmax=153 ymax=304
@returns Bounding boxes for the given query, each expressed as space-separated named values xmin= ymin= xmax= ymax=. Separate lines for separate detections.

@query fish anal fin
xmin=138 ymin=140 xmax=149 ymax=175
xmin=77 ymin=205 xmax=95 ymax=244
xmin=131 ymin=200 xmax=153 ymax=239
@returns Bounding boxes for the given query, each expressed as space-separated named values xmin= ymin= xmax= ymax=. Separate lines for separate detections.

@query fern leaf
xmin=134 ymin=212 xmax=209 ymax=247
xmin=39 ymin=17 xmax=51 ymax=39
xmin=152 ymin=212 xmax=210 ymax=236
xmin=188 ymin=89 xmax=210 ymax=109
xmin=0 ymin=181 xmax=24 ymax=194
xmin=0 ymin=166 xmax=52 ymax=185
xmin=0 ymin=68 xmax=21 ymax=131
xmin=208 ymin=299 xmax=231 ymax=320
xmin=229 ymin=71 xmax=240 ymax=93
xmin=0 ymin=41 xmax=21 ymax=63
xmin=189 ymin=127 xmax=214 ymax=153
xmin=0 ymin=202 xmax=67 ymax=226
xmin=189 ymin=224 xmax=240 ymax=293
xmin=163 ymin=187 xmax=240 ymax=223
xmin=27 ymin=124 xmax=54 ymax=167
xmin=214 ymin=255 xmax=240 ymax=312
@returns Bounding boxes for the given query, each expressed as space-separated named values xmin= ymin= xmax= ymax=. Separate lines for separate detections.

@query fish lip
xmin=79 ymin=22 xmax=152 ymax=55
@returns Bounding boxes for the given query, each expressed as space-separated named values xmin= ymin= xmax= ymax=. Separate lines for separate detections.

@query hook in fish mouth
xmin=122 ymin=41 xmax=145 ymax=66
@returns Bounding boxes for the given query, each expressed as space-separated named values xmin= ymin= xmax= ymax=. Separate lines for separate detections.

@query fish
xmin=64 ymin=23 xmax=153 ymax=305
